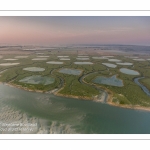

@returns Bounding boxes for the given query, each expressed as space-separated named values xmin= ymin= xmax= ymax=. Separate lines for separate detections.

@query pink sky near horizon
xmin=0 ymin=16 xmax=150 ymax=46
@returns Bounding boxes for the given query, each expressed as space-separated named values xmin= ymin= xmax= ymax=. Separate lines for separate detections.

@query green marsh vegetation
xmin=139 ymin=78 xmax=150 ymax=90
xmin=0 ymin=52 xmax=150 ymax=107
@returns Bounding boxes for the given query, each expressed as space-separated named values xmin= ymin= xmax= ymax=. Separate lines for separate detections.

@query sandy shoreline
xmin=1 ymin=82 xmax=150 ymax=112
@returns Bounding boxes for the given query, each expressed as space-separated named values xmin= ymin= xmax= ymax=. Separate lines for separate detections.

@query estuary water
xmin=1 ymin=84 xmax=150 ymax=134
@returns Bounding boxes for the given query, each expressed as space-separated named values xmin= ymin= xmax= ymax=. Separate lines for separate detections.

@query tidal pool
xmin=92 ymin=57 xmax=108 ymax=59
xmin=120 ymin=68 xmax=139 ymax=75
xmin=74 ymin=62 xmax=93 ymax=65
xmin=4 ymin=59 xmax=18 ymax=61
xmin=133 ymin=59 xmax=145 ymax=61
xmin=117 ymin=62 xmax=133 ymax=66
xmin=23 ymin=67 xmax=45 ymax=72
xmin=32 ymin=58 xmax=47 ymax=60
xmin=59 ymin=58 xmax=70 ymax=60
xmin=108 ymin=59 xmax=121 ymax=62
xmin=0 ymin=63 xmax=20 ymax=66
xmin=19 ymin=75 xmax=55 ymax=85
xmin=93 ymin=75 xmax=123 ymax=87
xmin=102 ymin=63 xmax=117 ymax=68
xmin=15 ymin=56 xmax=28 ymax=58
xmin=76 ymin=58 xmax=89 ymax=60
xmin=47 ymin=61 xmax=64 ymax=64
xmin=58 ymin=68 xmax=82 ymax=75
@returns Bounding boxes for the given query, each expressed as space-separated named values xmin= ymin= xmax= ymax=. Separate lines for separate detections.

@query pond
xmin=4 ymin=59 xmax=18 ymax=61
xmin=15 ymin=56 xmax=28 ymax=58
xmin=125 ymin=56 xmax=139 ymax=58
xmin=19 ymin=75 xmax=55 ymax=85
xmin=77 ymin=56 xmax=89 ymax=57
xmin=59 ymin=58 xmax=70 ymax=60
xmin=102 ymin=63 xmax=117 ymax=68
xmin=0 ymin=63 xmax=20 ymax=66
xmin=92 ymin=57 xmax=108 ymax=59
xmin=108 ymin=59 xmax=121 ymax=62
xmin=76 ymin=58 xmax=89 ymax=60
xmin=117 ymin=62 xmax=133 ymax=66
xmin=23 ymin=67 xmax=45 ymax=72
xmin=57 ymin=56 xmax=69 ymax=58
xmin=120 ymin=68 xmax=139 ymax=75
xmin=133 ymin=59 xmax=145 ymax=61
xmin=58 ymin=68 xmax=82 ymax=75
xmin=46 ymin=61 xmax=64 ymax=64
xmin=32 ymin=58 xmax=47 ymax=60
xmin=36 ymin=53 xmax=44 ymax=55
xmin=37 ymin=56 xmax=49 ymax=58
xmin=93 ymin=75 xmax=123 ymax=87
xmin=74 ymin=62 xmax=93 ymax=65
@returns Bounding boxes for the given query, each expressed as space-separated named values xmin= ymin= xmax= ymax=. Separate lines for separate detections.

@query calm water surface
xmin=58 ymin=68 xmax=82 ymax=75
xmin=0 ymin=84 xmax=150 ymax=134
xmin=120 ymin=68 xmax=139 ymax=75
xmin=93 ymin=75 xmax=123 ymax=87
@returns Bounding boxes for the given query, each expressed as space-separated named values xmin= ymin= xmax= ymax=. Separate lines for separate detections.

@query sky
xmin=0 ymin=16 xmax=150 ymax=46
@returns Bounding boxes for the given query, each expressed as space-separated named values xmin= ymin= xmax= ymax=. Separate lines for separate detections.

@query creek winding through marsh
xmin=134 ymin=77 xmax=150 ymax=96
